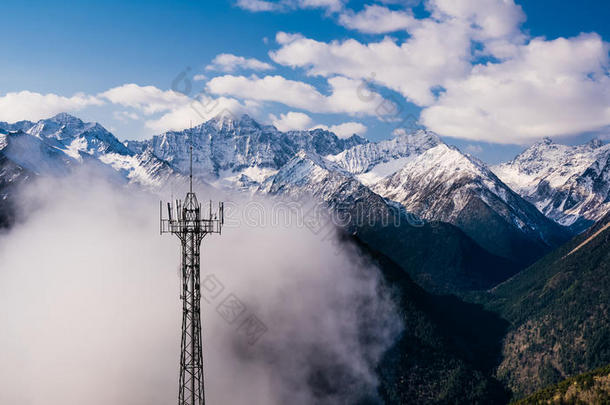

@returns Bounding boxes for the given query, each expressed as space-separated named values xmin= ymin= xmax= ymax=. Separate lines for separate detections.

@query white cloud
xmin=269 ymin=0 xmax=527 ymax=106
xmin=313 ymin=121 xmax=367 ymax=138
xmin=193 ymin=74 xmax=208 ymax=81
xmin=0 ymin=177 xmax=399 ymax=405
xmin=235 ymin=0 xmax=277 ymax=11
xmin=270 ymin=22 xmax=472 ymax=106
xmin=428 ymin=0 xmax=525 ymax=44
xmin=427 ymin=0 xmax=527 ymax=61
xmin=207 ymin=74 xmax=389 ymax=115
xmin=4 ymin=0 xmax=607 ymax=145
xmin=338 ymin=5 xmax=417 ymax=34
xmin=0 ymin=91 xmax=103 ymax=123
xmin=267 ymin=0 xmax=610 ymax=143
xmin=299 ymin=0 xmax=344 ymax=12
xmin=206 ymin=53 xmax=273 ymax=73
xmin=100 ymin=84 xmax=190 ymax=115
xmin=421 ymin=34 xmax=610 ymax=144
xmin=269 ymin=111 xmax=313 ymax=131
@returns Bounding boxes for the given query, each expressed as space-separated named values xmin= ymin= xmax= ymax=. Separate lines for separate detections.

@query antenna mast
xmin=160 ymin=126 xmax=223 ymax=405
xmin=189 ymin=120 xmax=193 ymax=194
xmin=190 ymin=145 xmax=193 ymax=194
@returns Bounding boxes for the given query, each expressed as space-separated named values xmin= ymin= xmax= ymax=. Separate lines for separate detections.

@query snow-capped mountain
xmin=0 ymin=112 xmax=581 ymax=292
xmin=1 ymin=112 xmax=132 ymax=158
xmin=0 ymin=114 xmax=180 ymax=188
xmin=260 ymin=149 xmax=519 ymax=293
xmin=0 ymin=130 xmax=31 ymax=227
xmin=125 ymin=114 xmax=569 ymax=263
xmin=372 ymin=143 xmax=570 ymax=263
xmin=126 ymin=114 xmax=367 ymax=188
xmin=326 ymin=130 xmax=441 ymax=185
xmin=493 ymin=138 xmax=610 ymax=232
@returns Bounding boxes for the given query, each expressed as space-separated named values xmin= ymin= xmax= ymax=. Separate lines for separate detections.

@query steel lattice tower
xmin=160 ymin=147 xmax=223 ymax=405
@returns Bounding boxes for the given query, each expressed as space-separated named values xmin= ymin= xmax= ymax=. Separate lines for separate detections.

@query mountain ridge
xmin=372 ymin=142 xmax=571 ymax=263
xmin=0 ymin=114 xmax=183 ymax=189
xmin=493 ymin=137 xmax=610 ymax=232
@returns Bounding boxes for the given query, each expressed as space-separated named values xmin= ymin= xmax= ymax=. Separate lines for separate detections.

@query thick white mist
xmin=0 ymin=173 xmax=401 ymax=405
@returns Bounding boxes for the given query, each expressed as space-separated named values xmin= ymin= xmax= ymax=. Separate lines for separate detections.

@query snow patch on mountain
xmin=326 ymin=130 xmax=440 ymax=184
xmin=0 ymin=132 xmax=8 ymax=151
xmin=355 ymin=156 xmax=413 ymax=186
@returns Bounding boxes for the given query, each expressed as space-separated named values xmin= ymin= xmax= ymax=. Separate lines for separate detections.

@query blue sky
xmin=1 ymin=0 xmax=609 ymax=163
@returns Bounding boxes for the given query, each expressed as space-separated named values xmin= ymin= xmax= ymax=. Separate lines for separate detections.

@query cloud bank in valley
xmin=0 ymin=173 xmax=400 ymax=405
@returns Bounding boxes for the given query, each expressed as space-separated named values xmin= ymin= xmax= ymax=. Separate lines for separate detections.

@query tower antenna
xmin=190 ymin=145 xmax=193 ymax=194
xmin=189 ymin=120 xmax=193 ymax=194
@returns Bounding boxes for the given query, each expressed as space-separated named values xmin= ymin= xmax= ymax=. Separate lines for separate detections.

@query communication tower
xmin=160 ymin=146 xmax=223 ymax=405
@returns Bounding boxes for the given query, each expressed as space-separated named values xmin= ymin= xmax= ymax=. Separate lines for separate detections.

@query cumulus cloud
xmin=338 ymin=4 xmax=417 ymax=34
xmin=0 ymin=91 xmax=103 ymax=122
xmin=236 ymin=0 xmax=278 ymax=11
xmin=421 ymin=34 xmax=610 ymax=144
xmin=269 ymin=0 xmax=610 ymax=143
xmin=428 ymin=0 xmax=525 ymax=45
xmin=0 ymin=173 xmax=400 ymax=405
xmin=299 ymin=0 xmax=344 ymax=12
xmin=6 ymin=0 xmax=607 ymax=144
xmin=100 ymin=84 xmax=190 ymax=115
xmin=314 ymin=121 xmax=368 ymax=138
xmin=270 ymin=111 xmax=313 ymax=131
xmin=268 ymin=0 xmax=525 ymax=104
xmin=270 ymin=23 xmax=472 ymax=106
xmin=207 ymin=74 xmax=389 ymax=115
xmin=206 ymin=53 xmax=274 ymax=72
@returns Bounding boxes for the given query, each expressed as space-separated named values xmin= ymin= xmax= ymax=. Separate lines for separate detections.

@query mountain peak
xmin=206 ymin=112 xmax=260 ymax=132
xmin=587 ymin=137 xmax=604 ymax=149
xmin=294 ymin=149 xmax=334 ymax=170
xmin=393 ymin=129 xmax=442 ymax=148
xmin=326 ymin=128 xmax=442 ymax=179
xmin=493 ymin=136 xmax=610 ymax=229
xmin=48 ymin=112 xmax=84 ymax=126
xmin=207 ymin=111 xmax=238 ymax=129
